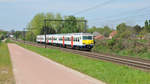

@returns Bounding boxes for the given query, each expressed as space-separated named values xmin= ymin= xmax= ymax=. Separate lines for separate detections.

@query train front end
xmin=81 ymin=34 xmax=94 ymax=49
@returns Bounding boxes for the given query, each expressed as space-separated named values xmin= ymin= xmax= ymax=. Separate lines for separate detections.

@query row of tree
xmin=87 ymin=19 xmax=150 ymax=39
xmin=26 ymin=13 xmax=86 ymax=41
xmin=144 ymin=20 xmax=150 ymax=32
xmin=0 ymin=30 xmax=7 ymax=41
xmin=87 ymin=26 xmax=113 ymax=37
xmin=116 ymin=20 xmax=150 ymax=39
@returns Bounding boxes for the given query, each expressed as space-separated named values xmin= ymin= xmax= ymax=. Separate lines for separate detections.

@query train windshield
xmin=83 ymin=36 xmax=92 ymax=40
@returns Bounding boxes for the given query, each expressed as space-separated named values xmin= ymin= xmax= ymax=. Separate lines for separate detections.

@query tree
xmin=62 ymin=16 xmax=77 ymax=33
xmin=144 ymin=20 xmax=150 ymax=32
xmin=103 ymin=26 xmax=112 ymax=37
xmin=76 ymin=17 xmax=86 ymax=32
xmin=55 ymin=13 xmax=63 ymax=33
xmin=133 ymin=25 xmax=142 ymax=34
xmin=45 ymin=13 xmax=56 ymax=34
xmin=87 ymin=26 xmax=97 ymax=33
xmin=27 ymin=13 xmax=46 ymax=35
xmin=0 ymin=30 xmax=8 ymax=40
xmin=87 ymin=26 xmax=112 ymax=37
xmin=26 ymin=12 xmax=86 ymax=41
xmin=116 ymin=23 xmax=128 ymax=33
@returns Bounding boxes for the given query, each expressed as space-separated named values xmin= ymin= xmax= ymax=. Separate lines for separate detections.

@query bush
xmin=92 ymin=38 xmax=150 ymax=59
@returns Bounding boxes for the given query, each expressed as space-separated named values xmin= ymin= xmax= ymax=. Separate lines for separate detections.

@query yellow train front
xmin=80 ymin=35 xmax=94 ymax=49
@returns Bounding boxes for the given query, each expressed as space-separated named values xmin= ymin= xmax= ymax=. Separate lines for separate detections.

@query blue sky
xmin=0 ymin=0 xmax=150 ymax=31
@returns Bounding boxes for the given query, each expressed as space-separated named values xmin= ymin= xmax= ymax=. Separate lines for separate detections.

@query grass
xmin=0 ymin=42 xmax=15 ymax=84
xmin=16 ymin=42 xmax=150 ymax=84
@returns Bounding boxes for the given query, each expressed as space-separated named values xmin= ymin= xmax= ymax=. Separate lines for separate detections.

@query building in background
xmin=93 ymin=32 xmax=104 ymax=40
xmin=109 ymin=31 xmax=117 ymax=39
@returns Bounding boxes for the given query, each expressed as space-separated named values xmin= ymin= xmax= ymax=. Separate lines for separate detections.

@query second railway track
xmin=17 ymin=40 xmax=150 ymax=71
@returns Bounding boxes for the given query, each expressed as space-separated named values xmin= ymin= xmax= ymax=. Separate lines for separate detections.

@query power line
xmin=90 ymin=12 xmax=150 ymax=27
xmin=89 ymin=5 xmax=150 ymax=22
xmin=72 ymin=0 xmax=115 ymax=15
xmin=89 ymin=6 xmax=150 ymax=26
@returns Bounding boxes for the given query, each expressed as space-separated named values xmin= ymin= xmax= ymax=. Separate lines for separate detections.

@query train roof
xmin=37 ymin=33 xmax=93 ymax=36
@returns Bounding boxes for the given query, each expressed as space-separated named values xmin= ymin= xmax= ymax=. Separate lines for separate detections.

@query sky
xmin=0 ymin=0 xmax=150 ymax=31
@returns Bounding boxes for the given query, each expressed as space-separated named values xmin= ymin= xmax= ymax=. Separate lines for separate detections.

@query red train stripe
xmin=71 ymin=36 xmax=73 ymax=48
xmin=63 ymin=36 xmax=65 ymax=47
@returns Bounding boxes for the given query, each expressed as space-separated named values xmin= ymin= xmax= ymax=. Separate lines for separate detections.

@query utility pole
xmin=15 ymin=32 xmax=17 ymax=41
xmin=23 ymin=28 xmax=26 ymax=44
xmin=84 ymin=20 xmax=87 ymax=33
xmin=44 ymin=20 xmax=47 ymax=48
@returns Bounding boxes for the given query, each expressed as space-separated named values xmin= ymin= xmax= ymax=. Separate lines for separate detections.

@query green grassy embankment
xmin=0 ymin=42 xmax=15 ymax=84
xmin=93 ymin=39 xmax=150 ymax=60
xmin=16 ymin=42 xmax=150 ymax=84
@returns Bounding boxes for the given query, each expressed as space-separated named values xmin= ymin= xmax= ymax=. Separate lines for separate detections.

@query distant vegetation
xmin=0 ymin=30 xmax=7 ymax=41
xmin=92 ymin=20 xmax=150 ymax=59
xmin=25 ymin=13 xmax=86 ymax=41
xmin=87 ymin=26 xmax=113 ymax=37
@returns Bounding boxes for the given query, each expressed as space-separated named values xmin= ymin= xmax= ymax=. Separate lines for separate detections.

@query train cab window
xmin=83 ymin=36 xmax=92 ymax=40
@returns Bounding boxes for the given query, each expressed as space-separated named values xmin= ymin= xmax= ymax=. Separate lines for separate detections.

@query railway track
xmin=16 ymin=40 xmax=150 ymax=71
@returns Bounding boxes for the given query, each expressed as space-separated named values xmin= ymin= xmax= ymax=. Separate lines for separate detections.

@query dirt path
xmin=8 ymin=43 xmax=105 ymax=84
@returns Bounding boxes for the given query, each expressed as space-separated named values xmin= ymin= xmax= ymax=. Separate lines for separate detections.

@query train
xmin=36 ymin=33 xmax=94 ymax=50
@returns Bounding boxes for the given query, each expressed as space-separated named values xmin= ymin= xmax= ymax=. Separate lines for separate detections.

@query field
xmin=17 ymin=42 xmax=150 ymax=84
xmin=0 ymin=42 xmax=15 ymax=84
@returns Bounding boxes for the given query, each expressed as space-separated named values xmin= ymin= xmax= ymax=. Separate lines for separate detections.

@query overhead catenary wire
xmin=72 ymin=0 xmax=115 ymax=15
xmin=88 ymin=5 xmax=150 ymax=26
xmin=89 ymin=5 xmax=150 ymax=22
xmin=89 ymin=12 xmax=150 ymax=28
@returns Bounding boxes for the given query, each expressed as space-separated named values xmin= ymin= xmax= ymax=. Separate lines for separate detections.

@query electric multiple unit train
xmin=36 ymin=33 xmax=94 ymax=49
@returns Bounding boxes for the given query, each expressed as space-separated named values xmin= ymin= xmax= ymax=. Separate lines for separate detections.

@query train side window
xmin=74 ymin=38 xmax=76 ymax=42
xmin=59 ymin=37 xmax=63 ymax=41
xmin=77 ymin=38 xmax=79 ymax=42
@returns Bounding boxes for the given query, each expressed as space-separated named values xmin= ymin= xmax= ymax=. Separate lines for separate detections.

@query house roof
xmin=109 ymin=31 xmax=117 ymax=37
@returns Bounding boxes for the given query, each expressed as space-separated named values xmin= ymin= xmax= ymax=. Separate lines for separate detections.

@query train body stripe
xmin=63 ymin=36 xmax=65 ymax=47
xmin=71 ymin=36 xmax=73 ymax=48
